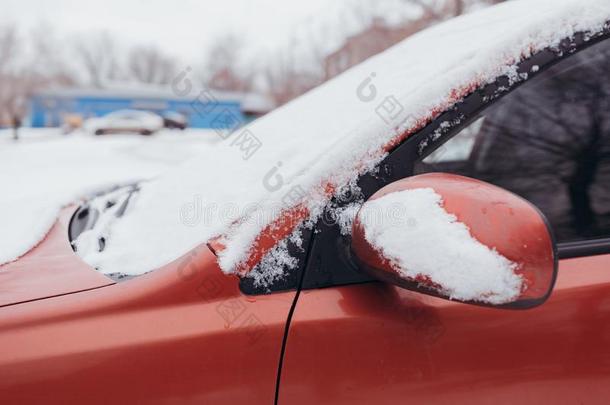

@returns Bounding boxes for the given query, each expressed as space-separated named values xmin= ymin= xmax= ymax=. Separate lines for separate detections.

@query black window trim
xmin=557 ymin=238 xmax=610 ymax=259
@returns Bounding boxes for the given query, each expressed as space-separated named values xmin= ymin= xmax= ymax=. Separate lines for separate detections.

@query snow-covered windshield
xmin=75 ymin=0 xmax=610 ymax=276
xmin=5 ymin=0 xmax=610 ymax=277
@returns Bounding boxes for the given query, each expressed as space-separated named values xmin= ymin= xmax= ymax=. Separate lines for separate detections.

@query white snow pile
xmin=358 ymin=188 xmax=523 ymax=304
xmin=3 ymin=0 xmax=610 ymax=276
xmin=245 ymin=229 xmax=304 ymax=289
xmin=0 ymin=129 xmax=220 ymax=265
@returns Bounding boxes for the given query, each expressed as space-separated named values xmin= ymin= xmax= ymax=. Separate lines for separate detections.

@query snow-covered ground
xmin=0 ymin=128 xmax=221 ymax=265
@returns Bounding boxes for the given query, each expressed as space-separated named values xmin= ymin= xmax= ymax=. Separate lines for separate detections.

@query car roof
xmin=105 ymin=109 xmax=157 ymax=117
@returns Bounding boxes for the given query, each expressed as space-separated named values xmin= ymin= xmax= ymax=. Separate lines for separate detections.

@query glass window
xmin=415 ymin=39 xmax=610 ymax=243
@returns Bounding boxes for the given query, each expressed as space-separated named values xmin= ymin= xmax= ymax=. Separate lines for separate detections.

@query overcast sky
xmin=2 ymin=0 xmax=416 ymax=67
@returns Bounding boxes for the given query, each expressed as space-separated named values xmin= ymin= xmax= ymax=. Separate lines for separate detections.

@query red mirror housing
xmin=351 ymin=173 xmax=557 ymax=309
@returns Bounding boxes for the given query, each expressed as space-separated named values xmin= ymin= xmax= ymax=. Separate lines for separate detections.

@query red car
xmin=2 ymin=1 xmax=610 ymax=404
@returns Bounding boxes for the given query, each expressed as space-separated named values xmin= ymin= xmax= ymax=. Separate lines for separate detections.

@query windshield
xmin=70 ymin=0 xmax=610 ymax=277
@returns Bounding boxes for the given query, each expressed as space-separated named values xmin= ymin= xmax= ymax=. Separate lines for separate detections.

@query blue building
xmin=29 ymin=85 xmax=271 ymax=129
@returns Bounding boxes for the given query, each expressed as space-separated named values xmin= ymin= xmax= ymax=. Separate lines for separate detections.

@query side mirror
xmin=351 ymin=173 xmax=557 ymax=309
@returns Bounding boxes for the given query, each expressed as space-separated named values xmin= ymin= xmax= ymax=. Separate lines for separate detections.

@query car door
xmin=277 ymin=36 xmax=610 ymax=404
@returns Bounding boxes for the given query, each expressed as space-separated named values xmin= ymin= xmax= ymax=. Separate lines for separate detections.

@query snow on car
xmin=161 ymin=111 xmax=188 ymax=130
xmin=356 ymin=187 xmax=522 ymax=304
xmin=70 ymin=0 xmax=609 ymax=277
xmin=84 ymin=109 xmax=164 ymax=136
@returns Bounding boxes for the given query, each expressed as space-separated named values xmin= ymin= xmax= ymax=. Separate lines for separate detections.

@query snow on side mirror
xmin=351 ymin=173 xmax=557 ymax=309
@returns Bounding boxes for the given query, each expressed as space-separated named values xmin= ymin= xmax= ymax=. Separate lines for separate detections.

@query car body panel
xmin=0 ymin=211 xmax=294 ymax=404
xmin=278 ymin=254 xmax=610 ymax=404
xmin=0 ymin=208 xmax=114 ymax=307
xmin=84 ymin=110 xmax=163 ymax=135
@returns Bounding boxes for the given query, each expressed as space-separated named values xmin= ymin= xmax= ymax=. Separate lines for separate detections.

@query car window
xmin=415 ymin=39 xmax=610 ymax=244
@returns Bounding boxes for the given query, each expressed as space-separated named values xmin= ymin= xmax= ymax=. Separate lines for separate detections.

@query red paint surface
xmin=0 ymin=207 xmax=114 ymax=307
xmin=279 ymin=253 xmax=610 ymax=404
xmin=0 ymin=201 xmax=608 ymax=404
xmin=351 ymin=173 xmax=556 ymax=306
xmin=0 ymin=207 xmax=295 ymax=404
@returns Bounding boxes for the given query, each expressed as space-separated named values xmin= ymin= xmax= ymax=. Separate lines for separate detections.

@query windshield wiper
xmin=69 ymin=183 xmax=140 ymax=248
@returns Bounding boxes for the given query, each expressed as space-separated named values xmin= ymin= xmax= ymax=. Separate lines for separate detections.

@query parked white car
xmin=84 ymin=110 xmax=164 ymax=136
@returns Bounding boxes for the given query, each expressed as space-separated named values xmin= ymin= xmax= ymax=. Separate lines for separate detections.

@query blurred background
xmin=0 ymin=0 xmax=505 ymax=136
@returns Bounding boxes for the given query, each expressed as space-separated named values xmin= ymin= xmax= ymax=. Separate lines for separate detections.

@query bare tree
xmin=254 ymin=22 xmax=337 ymax=106
xmin=0 ymin=25 xmax=18 ymax=73
xmin=25 ymin=24 xmax=74 ymax=84
xmin=74 ymin=32 xmax=121 ymax=87
xmin=201 ymin=34 xmax=252 ymax=92
xmin=0 ymin=25 xmax=23 ymax=137
xmin=127 ymin=45 xmax=176 ymax=85
xmin=409 ymin=0 xmax=506 ymax=19
xmin=0 ymin=24 xmax=75 ymax=138
xmin=262 ymin=37 xmax=323 ymax=105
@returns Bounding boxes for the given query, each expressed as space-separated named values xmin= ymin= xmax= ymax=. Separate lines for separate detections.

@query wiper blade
xmin=69 ymin=183 xmax=140 ymax=248
xmin=114 ymin=184 xmax=140 ymax=218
